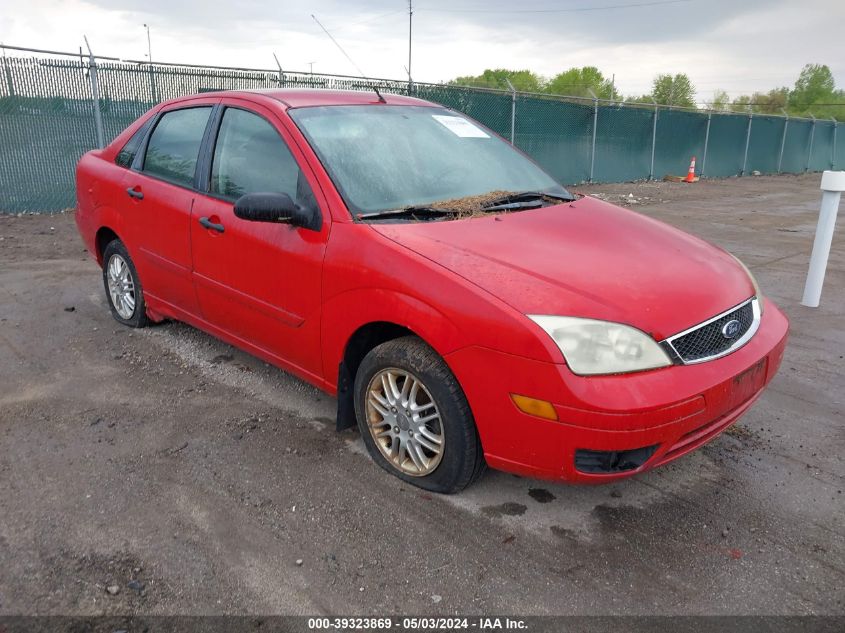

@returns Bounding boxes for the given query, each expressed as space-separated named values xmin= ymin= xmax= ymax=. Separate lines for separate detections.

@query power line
xmin=417 ymin=0 xmax=692 ymax=13
xmin=329 ymin=8 xmax=406 ymax=32
xmin=310 ymin=14 xmax=368 ymax=79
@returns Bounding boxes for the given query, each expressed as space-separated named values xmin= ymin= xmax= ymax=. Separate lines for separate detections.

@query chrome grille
xmin=663 ymin=298 xmax=760 ymax=364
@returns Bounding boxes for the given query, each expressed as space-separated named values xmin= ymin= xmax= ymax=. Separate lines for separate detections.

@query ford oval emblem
xmin=722 ymin=319 xmax=741 ymax=339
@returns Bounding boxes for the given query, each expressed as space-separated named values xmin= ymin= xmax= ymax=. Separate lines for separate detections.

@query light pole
xmin=143 ymin=23 xmax=152 ymax=63
xmin=143 ymin=24 xmax=156 ymax=101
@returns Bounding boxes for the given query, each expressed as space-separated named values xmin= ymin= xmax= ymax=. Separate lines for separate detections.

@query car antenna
xmin=373 ymin=85 xmax=386 ymax=103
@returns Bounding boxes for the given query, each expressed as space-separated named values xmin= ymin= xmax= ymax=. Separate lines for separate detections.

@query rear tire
xmin=353 ymin=336 xmax=486 ymax=493
xmin=102 ymin=240 xmax=148 ymax=328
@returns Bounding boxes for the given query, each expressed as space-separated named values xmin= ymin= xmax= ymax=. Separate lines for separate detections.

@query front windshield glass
xmin=289 ymin=105 xmax=570 ymax=216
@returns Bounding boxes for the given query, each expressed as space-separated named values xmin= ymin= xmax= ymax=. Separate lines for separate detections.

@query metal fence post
xmin=83 ymin=36 xmax=105 ymax=149
xmin=806 ymin=114 xmax=816 ymax=172
xmin=504 ymin=78 xmax=516 ymax=146
xmin=777 ymin=111 xmax=789 ymax=173
xmin=701 ymin=111 xmax=712 ymax=178
xmin=273 ymin=53 xmax=285 ymax=87
xmin=148 ymin=64 xmax=157 ymax=102
xmin=1 ymin=44 xmax=15 ymax=97
xmin=588 ymin=89 xmax=598 ymax=182
xmin=649 ymin=99 xmax=658 ymax=180
xmin=741 ymin=112 xmax=752 ymax=176
xmin=833 ymin=119 xmax=839 ymax=169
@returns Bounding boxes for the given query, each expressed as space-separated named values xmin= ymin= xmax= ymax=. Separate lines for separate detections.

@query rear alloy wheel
xmin=102 ymin=240 xmax=148 ymax=328
xmin=353 ymin=336 xmax=485 ymax=493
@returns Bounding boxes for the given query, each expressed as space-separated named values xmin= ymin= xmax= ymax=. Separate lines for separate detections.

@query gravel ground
xmin=0 ymin=173 xmax=843 ymax=616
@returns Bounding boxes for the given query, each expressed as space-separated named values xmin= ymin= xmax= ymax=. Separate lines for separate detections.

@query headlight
xmin=527 ymin=315 xmax=672 ymax=376
xmin=730 ymin=253 xmax=764 ymax=312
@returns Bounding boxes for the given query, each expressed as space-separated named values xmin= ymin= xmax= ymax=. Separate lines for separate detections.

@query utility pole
xmin=407 ymin=0 xmax=413 ymax=94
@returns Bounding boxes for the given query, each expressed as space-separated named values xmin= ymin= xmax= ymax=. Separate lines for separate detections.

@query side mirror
xmin=233 ymin=192 xmax=320 ymax=230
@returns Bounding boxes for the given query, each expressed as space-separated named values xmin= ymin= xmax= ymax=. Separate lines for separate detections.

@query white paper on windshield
xmin=432 ymin=115 xmax=490 ymax=138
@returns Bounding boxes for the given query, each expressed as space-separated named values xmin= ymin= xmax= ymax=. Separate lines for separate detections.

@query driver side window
xmin=210 ymin=107 xmax=317 ymax=213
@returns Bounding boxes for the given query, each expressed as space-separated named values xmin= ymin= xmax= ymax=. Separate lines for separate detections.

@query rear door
xmin=190 ymin=99 xmax=330 ymax=379
xmin=125 ymin=102 xmax=215 ymax=315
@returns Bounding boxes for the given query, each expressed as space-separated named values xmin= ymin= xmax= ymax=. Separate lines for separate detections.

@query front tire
xmin=102 ymin=240 xmax=148 ymax=328
xmin=353 ymin=336 xmax=485 ymax=493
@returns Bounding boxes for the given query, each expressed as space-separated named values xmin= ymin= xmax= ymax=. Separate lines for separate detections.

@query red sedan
xmin=75 ymin=89 xmax=789 ymax=493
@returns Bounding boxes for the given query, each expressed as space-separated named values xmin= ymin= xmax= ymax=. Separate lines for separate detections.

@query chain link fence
xmin=1 ymin=45 xmax=842 ymax=212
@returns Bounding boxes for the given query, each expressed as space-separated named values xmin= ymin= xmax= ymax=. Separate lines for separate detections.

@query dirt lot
xmin=0 ymin=173 xmax=843 ymax=616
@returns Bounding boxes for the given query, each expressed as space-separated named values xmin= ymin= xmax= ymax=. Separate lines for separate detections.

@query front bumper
xmin=445 ymin=298 xmax=789 ymax=483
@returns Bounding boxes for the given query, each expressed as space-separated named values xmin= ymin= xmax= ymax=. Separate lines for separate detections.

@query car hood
xmin=371 ymin=196 xmax=754 ymax=341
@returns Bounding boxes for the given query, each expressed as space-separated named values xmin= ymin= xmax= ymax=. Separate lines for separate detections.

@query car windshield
xmin=289 ymin=105 xmax=571 ymax=219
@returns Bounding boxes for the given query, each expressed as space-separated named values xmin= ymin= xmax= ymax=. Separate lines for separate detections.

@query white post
xmin=802 ymin=171 xmax=845 ymax=307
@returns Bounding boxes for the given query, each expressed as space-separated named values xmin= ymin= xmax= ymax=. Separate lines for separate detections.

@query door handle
xmin=199 ymin=216 xmax=225 ymax=233
xmin=126 ymin=187 xmax=144 ymax=200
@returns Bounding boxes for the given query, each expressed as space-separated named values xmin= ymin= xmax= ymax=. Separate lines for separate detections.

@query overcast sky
xmin=1 ymin=0 xmax=843 ymax=102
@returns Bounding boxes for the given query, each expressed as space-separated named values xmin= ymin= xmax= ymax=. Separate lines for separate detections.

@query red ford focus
xmin=75 ymin=89 xmax=789 ymax=493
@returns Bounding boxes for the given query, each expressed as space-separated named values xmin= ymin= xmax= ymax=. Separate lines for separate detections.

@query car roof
xmin=175 ymin=88 xmax=439 ymax=109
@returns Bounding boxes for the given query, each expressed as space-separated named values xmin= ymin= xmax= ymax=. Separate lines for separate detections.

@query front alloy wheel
xmin=365 ymin=368 xmax=445 ymax=477
xmin=353 ymin=336 xmax=485 ymax=493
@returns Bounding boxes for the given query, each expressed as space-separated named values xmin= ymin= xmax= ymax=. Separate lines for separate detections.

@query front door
xmin=190 ymin=102 xmax=329 ymax=379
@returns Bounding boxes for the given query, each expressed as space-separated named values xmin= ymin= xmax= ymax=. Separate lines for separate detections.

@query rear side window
xmin=142 ymin=107 xmax=212 ymax=187
xmin=115 ymin=119 xmax=151 ymax=168
xmin=210 ymin=107 xmax=317 ymax=212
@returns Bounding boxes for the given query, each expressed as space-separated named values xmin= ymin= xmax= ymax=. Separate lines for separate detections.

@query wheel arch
xmin=335 ymin=321 xmax=429 ymax=431
xmin=95 ymin=226 xmax=121 ymax=266
xmin=326 ymin=289 xmax=465 ymax=432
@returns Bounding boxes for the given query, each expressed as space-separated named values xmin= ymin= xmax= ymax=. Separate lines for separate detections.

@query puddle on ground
xmin=528 ymin=488 xmax=556 ymax=503
xmin=482 ymin=502 xmax=527 ymax=518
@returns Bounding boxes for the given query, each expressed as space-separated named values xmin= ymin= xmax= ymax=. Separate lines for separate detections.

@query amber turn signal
xmin=510 ymin=394 xmax=558 ymax=421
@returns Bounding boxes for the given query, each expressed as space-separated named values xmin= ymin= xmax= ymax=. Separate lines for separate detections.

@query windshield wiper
xmin=481 ymin=191 xmax=575 ymax=211
xmin=356 ymin=206 xmax=458 ymax=221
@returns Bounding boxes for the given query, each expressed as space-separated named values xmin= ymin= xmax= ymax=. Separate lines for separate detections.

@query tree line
xmin=449 ymin=64 xmax=844 ymax=119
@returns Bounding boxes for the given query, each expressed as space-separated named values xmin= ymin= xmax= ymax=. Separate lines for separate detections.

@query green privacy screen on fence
xmin=0 ymin=51 xmax=842 ymax=212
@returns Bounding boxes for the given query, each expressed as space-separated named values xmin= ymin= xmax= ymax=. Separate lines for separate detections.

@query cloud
xmin=1 ymin=0 xmax=842 ymax=101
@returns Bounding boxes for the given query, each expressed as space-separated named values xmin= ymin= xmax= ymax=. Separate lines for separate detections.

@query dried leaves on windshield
xmin=426 ymin=190 xmax=561 ymax=217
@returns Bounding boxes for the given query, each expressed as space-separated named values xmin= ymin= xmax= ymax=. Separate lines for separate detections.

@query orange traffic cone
xmin=683 ymin=156 xmax=697 ymax=183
